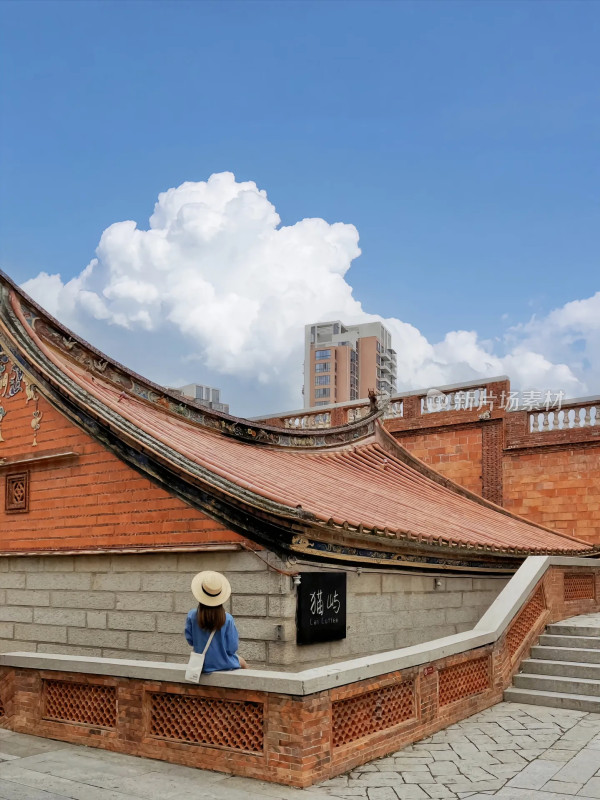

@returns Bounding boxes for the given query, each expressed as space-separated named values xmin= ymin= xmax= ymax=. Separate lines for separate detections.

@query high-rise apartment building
xmin=173 ymin=383 xmax=230 ymax=414
xmin=303 ymin=320 xmax=397 ymax=408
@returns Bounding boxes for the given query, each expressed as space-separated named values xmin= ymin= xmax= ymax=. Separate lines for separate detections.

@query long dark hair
xmin=197 ymin=602 xmax=226 ymax=632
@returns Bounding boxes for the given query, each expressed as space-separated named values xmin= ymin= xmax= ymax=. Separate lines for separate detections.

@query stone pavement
xmin=318 ymin=702 xmax=600 ymax=800
xmin=558 ymin=611 xmax=600 ymax=630
xmin=1 ymin=702 xmax=600 ymax=799
xmin=0 ymin=727 xmax=327 ymax=800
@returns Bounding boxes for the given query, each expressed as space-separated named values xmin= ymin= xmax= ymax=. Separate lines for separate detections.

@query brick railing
xmin=259 ymin=377 xmax=506 ymax=431
xmin=260 ymin=381 xmax=600 ymax=454
xmin=0 ymin=556 xmax=598 ymax=787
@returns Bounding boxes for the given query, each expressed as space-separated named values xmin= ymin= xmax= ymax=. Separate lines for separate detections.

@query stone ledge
xmin=2 ymin=555 xmax=598 ymax=696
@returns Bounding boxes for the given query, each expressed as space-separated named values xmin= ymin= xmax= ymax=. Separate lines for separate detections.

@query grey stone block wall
xmin=0 ymin=552 xmax=508 ymax=667
xmin=0 ymin=551 xmax=291 ymax=665
xmin=276 ymin=569 xmax=508 ymax=667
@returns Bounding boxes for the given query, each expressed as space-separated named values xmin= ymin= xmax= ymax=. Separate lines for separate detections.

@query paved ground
xmin=556 ymin=611 xmax=600 ymax=630
xmin=318 ymin=702 xmax=600 ymax=800
xmin=1 ymin=702 xmax=600 ymax=799
xmin=0 ymin=727 xmax=327 ymax=800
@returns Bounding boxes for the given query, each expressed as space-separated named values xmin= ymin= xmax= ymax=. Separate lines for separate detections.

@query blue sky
xmin=1 ymin=0 xmax=599 ymax=414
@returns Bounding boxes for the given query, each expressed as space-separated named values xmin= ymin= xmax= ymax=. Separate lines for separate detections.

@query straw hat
xmin=191 ymin=570 xmax=231 ymax=607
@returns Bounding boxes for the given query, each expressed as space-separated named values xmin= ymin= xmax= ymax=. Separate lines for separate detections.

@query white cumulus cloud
xmin=21 ymin=172 xmax=596 ymax=415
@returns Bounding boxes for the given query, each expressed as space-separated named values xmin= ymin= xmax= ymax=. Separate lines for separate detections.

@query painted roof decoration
xmin=0 ymin=269 xmax=595 ymax=572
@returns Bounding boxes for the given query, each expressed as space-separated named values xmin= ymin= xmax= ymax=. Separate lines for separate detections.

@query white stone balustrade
xmin=283 ymin=412 xmax=331 ymax=429
xmin=384 ymin=400 xmax=404 ymax=419
xmin=277 ymin=398 xmax=405 ymax=429
xmin=421 ymin=388 xmax=486 ymax=414
xmin=347 ymin=405 xmax=369 ymax=423
xmin=347 ymin=400 xmax=403 ymax=423
xmin=529 ymin=402 xmax=599 ymax=433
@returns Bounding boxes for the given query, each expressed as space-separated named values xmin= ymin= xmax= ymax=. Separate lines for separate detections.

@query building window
xmin=315 ymin=375 xmax=330 ymax=386
xmin=315 ymin=349 xmax=331 ymax=360
xmin=315 ymin=388 xmax=330 ymax=398
xmin=5 ymin=471 xmax=29 ymax=513
xmin=315 ymin=362 xmax=330 ymax=373
xmin=314 ymin=401 xmax=329 ymax=406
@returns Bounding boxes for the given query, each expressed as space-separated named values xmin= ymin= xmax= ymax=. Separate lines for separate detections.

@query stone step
xmin=513 ymin=673 xmax=600 ymax=697
xmin=538 ymin=633 xmax=600 ymax=649
xmin=504 ymin=686 xmax=600 ymax=713
xmin=547 ymin=623 xmax=600 ymax=638
xmin=531 ymin=645 xmax=600 ymax=663
xmin=521 ymin=658 xmax=600 ymax=681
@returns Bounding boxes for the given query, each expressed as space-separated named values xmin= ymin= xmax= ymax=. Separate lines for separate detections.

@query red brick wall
xmin=394 ymin=426 xmax=483 ymax=495
xmin=504 ymin=446 xmax=600 ymax=545
xmin=0 ymin=389 xmax=241 ymax=553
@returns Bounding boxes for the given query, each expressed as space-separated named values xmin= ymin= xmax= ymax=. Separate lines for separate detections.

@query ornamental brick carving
xmin=506 ymin=586 xmax=546 ymax=659
xmin=5 ymin=472 xmax=29 ymax=513
xmin=564 ymin=573 xmax=596 ymax=602
xmin=332 ymin=679 xmax=415 ymax=748
xmin=149 ymin=692 xmax=264 ymax=752
xmin=43 ymin=680 xmax=117 ymax=729
xmin=438 ymin=656 xmax=490 ymax=707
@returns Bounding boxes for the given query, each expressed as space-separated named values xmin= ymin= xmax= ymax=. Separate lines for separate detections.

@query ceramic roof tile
xmin=59 ymin=356 xmax=590 ymax=555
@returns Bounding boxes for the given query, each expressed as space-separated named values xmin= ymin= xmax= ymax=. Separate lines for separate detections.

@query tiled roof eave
xmin=312 ymin=518 xmax=594 ymax=558
xmin=0 ymin=271 xmax=595 ymax=566
xmin=0 ymin=269 xmax=382 ymax=449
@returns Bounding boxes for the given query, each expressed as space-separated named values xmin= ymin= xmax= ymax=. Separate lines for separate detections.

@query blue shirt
xmin=184 ymin=610 xmax=241 ymax=673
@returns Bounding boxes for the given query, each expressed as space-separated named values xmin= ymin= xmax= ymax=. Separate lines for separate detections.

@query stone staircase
xmin=505 ymin=615 xmax=600 ymax=712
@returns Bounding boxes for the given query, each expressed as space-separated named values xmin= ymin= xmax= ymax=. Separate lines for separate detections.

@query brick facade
xmin=504 ymin=445 xmax=600 ymax=544
xmin=383 ymin=380 xmax=599 ymax=543
xmin=0 ymin=391 xmax=241 ymax=553
xmin=393 ymin=426 xmax=483 ymax=496
xmin=0 ymin=563 xmax=597 ymax=788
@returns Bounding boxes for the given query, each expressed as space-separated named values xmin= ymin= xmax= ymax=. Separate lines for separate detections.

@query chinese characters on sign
xmin=296 ymin=572 xmax=346 ymax=645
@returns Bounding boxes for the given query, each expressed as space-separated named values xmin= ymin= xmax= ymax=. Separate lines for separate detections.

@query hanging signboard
xmin=296 ymin=571 xmax=346 ymax=645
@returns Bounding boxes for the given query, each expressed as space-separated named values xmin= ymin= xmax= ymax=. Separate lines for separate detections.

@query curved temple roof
xmin=0 ymin=269 xmax=594 ymax=571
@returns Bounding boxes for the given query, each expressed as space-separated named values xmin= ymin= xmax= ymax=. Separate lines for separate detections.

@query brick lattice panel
xmin=43 ymin=680 xmax=117 ymax=729
xmin=564 ymin=573 xmax=596 ymax=602
xmin=149 ymin=692 xmax=264 ymax=752
xmin=438 ymin=656 xmax=490 ymax=707
xmin=506 ymin=586 xmax=546 ymax=658
xmin=5 ymin=471 xmax=29 ymax=513
xmin=0 ymin=696 xmax=4 ymax=718
xmin=332 ymin=679 xmax=415 ymax=748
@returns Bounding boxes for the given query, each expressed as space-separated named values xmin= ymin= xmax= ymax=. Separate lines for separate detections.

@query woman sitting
xmin=184 ymin=570 xmax=247 ymax=672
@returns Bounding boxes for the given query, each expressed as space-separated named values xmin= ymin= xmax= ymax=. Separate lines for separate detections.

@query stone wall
xmin=0 ymin=551 xmax=290 ymax=665
xmin=278 ymin=568 xmax=507 ymax=666
xmin=0 ymin=550 xmax=508 ymax=667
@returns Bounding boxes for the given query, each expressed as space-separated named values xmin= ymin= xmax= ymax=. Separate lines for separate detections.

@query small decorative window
xmin=5 ymin=472 xmax=29 ymax=513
